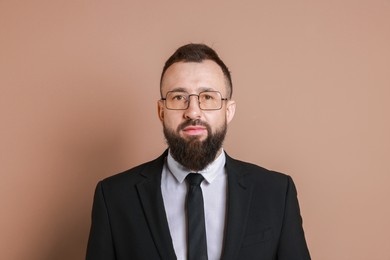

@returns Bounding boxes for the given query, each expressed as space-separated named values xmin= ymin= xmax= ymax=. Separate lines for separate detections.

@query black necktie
xmin=185 ymin=173 xmax=208 ymax=260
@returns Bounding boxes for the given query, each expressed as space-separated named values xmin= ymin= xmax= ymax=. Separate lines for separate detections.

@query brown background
xmin=1 ymin=0 xmax=389 ymax=259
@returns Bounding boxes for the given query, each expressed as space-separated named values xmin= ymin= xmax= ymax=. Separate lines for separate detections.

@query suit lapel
xmin=222 ymin=154 xmax=254 ymax=260
xmin=136 ymin=151 xmax=177 ymax=260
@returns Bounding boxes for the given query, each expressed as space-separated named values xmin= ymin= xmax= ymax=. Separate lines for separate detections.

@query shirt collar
xmin=166 ymin=149 xmax=226 ymax=184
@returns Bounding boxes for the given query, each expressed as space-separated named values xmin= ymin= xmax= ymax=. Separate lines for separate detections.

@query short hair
xmin=160 ymin=43 xmax=233 ymax=98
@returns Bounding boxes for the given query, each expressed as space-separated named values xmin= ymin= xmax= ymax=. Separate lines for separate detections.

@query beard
xmin=163 ymin=119 xmax=227 ymax=172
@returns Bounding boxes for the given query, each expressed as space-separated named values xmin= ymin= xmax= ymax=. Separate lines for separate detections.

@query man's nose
xmin=184 ymin=95 xmax=202 ymax=119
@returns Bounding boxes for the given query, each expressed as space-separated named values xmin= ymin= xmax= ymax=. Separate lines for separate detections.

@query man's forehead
xmin=161 ymin=60 xmax=227 ymax=93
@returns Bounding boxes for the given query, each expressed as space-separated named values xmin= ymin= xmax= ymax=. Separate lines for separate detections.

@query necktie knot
xmin=186 ymin=173 xmax=204 ymax=186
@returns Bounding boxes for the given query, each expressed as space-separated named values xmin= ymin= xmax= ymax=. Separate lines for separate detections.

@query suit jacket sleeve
xmin=277 ymin=176 xmax=311 ymax=259
xmin=86 ymin=181 xmax=116 ymax=260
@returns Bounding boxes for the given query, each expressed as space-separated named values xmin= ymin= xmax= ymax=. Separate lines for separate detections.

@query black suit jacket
xmin=86 ymin=151 xmax=310 ymax=260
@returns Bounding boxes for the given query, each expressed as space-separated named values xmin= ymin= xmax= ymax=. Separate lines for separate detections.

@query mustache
xmin=178 ymin=119 xmax=210 ymax=131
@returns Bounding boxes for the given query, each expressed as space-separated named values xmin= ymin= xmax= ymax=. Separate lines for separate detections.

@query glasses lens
xmin=199 ymin=91 xmax=222 ymax=110
xmin=166 ymin=92 xmax=188 ymax=109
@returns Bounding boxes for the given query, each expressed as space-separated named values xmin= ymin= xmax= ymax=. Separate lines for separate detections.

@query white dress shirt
xmin=161 ymin=150 xmax=227 ymax=260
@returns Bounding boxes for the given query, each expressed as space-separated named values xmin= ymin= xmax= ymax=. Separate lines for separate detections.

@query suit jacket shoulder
xmin=225 ymin=153 xmax=292 ymax=191
xmin=86 ymin=150 xmax=175 ymax=260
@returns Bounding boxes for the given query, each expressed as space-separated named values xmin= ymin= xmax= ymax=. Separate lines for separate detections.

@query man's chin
xmin=180 ymin=133 xmax=208 ymax=142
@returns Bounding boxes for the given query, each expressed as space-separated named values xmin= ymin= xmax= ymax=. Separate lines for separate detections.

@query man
xmin=86 ymin=43 xmax=311 ymax=260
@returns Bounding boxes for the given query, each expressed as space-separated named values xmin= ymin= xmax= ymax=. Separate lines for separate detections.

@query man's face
xmin=158 ymin=60 xmax=236 ymax=170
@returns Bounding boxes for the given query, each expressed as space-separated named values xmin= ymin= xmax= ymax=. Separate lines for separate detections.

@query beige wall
xmin=1 ymin=1 xmax=389 ymax=259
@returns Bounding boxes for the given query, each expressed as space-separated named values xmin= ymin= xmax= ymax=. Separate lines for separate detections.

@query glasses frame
xmin=161 ymin=90 xmax=229 ymax=111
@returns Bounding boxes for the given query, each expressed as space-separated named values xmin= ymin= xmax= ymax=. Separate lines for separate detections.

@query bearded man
xmin=86 ymin=43 xmax=311 ymax=260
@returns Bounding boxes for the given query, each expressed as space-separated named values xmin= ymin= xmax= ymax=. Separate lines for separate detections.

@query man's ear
xmin=226 ymin=100 xmax=236 ymax=124
xmin=157 ymin=100 xmax=164 ymax=122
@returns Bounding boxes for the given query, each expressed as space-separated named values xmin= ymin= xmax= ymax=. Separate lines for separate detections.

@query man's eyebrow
xmin=169 ymin=87 xmax=216 ymax=93
xmin=169 ymin=87 xmax=188 ymax=92
xmin=199 ymin=87 xmax=216 ymax=92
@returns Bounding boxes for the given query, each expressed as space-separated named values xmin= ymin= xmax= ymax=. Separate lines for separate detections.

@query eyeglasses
xmin=161 ymin=91 xmax=228 ymax=110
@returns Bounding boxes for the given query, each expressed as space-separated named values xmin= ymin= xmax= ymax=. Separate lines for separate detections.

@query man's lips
xmin=181 ymin=126 xmax=207 ymax=136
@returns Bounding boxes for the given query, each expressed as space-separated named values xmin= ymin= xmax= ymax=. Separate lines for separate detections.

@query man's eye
xmin=202 ymin=94 xmax=215 ymax=101
xmin=172 ymin=95 xmax=186 ymax=101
